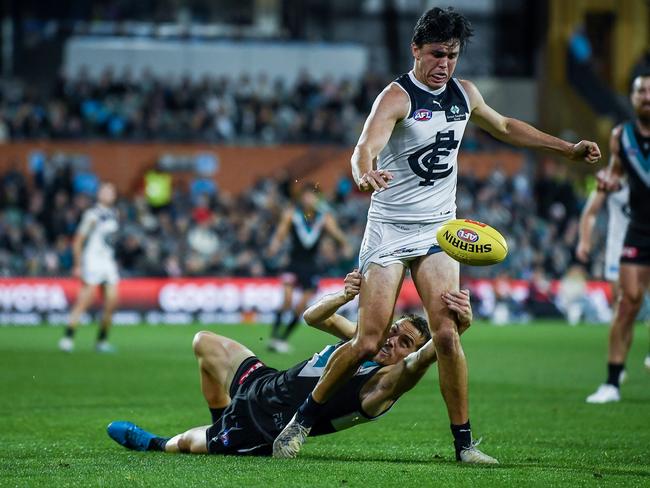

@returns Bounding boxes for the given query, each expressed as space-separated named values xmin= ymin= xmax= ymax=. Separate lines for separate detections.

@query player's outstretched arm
xmin=576 ymin=190 xmax=606 ymax=263
xmin=303 ymin=270 xmax=361 ymax=340
xmin=461 ymin=79 xmax=601 ymax=164
xmin=596 ymin=125 xmax=625 ymax=193
xmin=323 ymin=213 xmax=354 ymax=258
xmin=267 ymin=208 xmax=294 ymax=256
xmin=351 ymin=84 xmax=409 ymax=192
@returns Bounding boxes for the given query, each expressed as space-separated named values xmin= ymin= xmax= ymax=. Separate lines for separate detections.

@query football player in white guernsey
xmin=105 ymin=271 xmax=474 ymax=457
xmin=59 ymin=182 xmax=120 ymax=353
xmin=274 ymin=7 xmax=601 ymax=463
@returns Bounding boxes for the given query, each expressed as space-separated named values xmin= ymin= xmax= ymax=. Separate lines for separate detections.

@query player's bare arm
xmin=597 ymin=125 xmax=625 ymax=192
xmin=576 ymin=190 xmax=607 ymax=263
xmin=351 ymin=84 xmax=409 ymax=191
xmin=267 ymin=207 xmax=294 ymax=256
xmin=323 ymin=213 xmax=354 ymax=257
xmin=360 ymin=289 xmax=473 ymax=416
xmin=461 ymin=79 xmax=601 ymax=164
xmin=303 ymin=270 xmax=361 ymax=340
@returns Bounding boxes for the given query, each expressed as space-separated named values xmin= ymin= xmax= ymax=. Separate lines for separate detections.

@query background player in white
xmin=59 ymin=182 xmax=120 ymax=353
xmin=274 ymin=7 xmax=601 ymax=462
xmin=585 ymin=73 xmax=650 ymax=403
xmin=577 ymin=182 xmax=650 ymax=381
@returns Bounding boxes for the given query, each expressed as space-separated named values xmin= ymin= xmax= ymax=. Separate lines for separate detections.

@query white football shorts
xmin=82 ymin=258 xmax=120 ymax=285
xmin=358 ymin=220 xmax=447 ymax=274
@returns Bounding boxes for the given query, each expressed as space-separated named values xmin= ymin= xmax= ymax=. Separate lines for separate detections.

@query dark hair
xmin=399 ymin=313 xmax=431 ymax=344
xmin=411 ymin=7 xmax=473 ymax=51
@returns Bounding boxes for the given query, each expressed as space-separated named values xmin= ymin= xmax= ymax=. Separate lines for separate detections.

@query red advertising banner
xmin=0 ymin=277 xmax=614 ymax=325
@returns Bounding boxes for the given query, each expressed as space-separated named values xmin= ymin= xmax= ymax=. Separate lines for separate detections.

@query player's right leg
xmin=587 ymin=263 xmax=650 ymax=403
xmin=270 ymin=280 xmax=294 ymax=351
xmin=107 ymin=421 xmax=209 ymax=454
xmin=96 ymin=282 xmax=119 ymax=353
xmin=192 ymin=331 xmax=255 ymax=422
xmin=273 ymin=263 xmax=405 ymax=458
xmin=59 ymin=283 xmax=96 ymax=352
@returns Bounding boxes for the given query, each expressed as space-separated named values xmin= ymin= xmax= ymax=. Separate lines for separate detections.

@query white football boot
xmin=58 ymin=337 xmax=74 ymax=353
xmin=272 ymin=414 xmax=311 ymax=458
xmin=96 ymin=341 xmax=117 ymax=353
xmin=586 ymin=384 xmax=620 ymax=404
xmin=644 ymin=354 xmax=650 ymax=371
xmin=458 ymin=439 xmax=499 ymax=464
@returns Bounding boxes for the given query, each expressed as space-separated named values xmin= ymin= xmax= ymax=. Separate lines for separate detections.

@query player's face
xmin=98 ymin=184 xmax=117 ymax=206
xmin=411 ymin=41 xmax=460 ymax=90
xmin=631 ymin=76 xmax=650 ymax=122
xmin=301 ymin=191 xmax=318 ymax=210
xmin=373 ymin=319 xmax=424 ymax=366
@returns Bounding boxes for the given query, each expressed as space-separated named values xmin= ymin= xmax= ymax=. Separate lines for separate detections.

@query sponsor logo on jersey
xmin=456 ymin=228 xmax=479 ymax=243
xmin=443 ymin=230 xmax=492 ymax=253
xmin=445 ymin=104 xmax=467 ymax=122
xmin=413 ymin=109 xmax=433 ymax=121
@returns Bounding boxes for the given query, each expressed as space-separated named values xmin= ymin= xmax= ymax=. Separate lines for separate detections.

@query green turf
xmin=1 ymin=321 xmax=649 ymax=487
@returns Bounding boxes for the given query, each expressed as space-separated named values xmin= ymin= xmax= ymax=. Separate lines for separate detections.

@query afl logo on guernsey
xmin=457 ymin=228 xmax=479 ymax=243
xmin=413 ymin=109 xmax=433 ymax=122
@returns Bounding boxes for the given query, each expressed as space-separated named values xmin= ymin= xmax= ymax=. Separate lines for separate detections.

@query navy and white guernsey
xmin=619 ymin=122 xmax=650 ymax=231
xmin=245 ymin=342 xmax=390 ymax=442
xmin=368 ymin=71 xmax=472 ymax=223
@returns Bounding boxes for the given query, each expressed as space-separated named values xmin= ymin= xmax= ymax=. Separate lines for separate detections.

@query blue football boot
xmin=107 ymin=421 xmax=155 ymax=451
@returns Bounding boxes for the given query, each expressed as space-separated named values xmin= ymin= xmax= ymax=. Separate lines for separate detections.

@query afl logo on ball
xmin=413 ymin=109 xmax=433 ymax=122
xmin=456 ymin=228 xmax=479 ymax=243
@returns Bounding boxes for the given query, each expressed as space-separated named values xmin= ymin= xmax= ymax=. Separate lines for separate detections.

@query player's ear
xmin=411 ymin=43 xmax=420 ymax=59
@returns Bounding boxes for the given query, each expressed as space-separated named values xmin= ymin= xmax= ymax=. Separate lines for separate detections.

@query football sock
xmin=451 ymin=420 xmax=472 ymax=460
xmin=271 ymin=310 xmax=284 ymax=339
xmin=97 ymin=329 xmax=108 ymax=342
xmin=64 ymin=327 xmax=75 ymax=339
xmin=295 ymin=394 xmax=325 ymax=428
xmin=281 ymin=313 xmax=300 ymax=340
xmin=210 ymin=407 xmax=226 ymax=424
xmin=147 ymin=436 xmax=169 ymax=452
xmin=606 ymin=362 xmax=624 ymax=387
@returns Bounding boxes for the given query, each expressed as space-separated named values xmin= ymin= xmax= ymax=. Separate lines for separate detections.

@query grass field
xmin=1 ymin=321 xmax=649 ymax=487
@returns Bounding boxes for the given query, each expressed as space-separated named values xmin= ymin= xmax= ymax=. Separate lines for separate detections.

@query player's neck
xmin=636 ymin=118 xmax=650 ymax=137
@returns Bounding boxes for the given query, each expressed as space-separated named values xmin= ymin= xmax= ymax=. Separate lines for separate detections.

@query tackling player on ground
xmin=58 ymin=182 xmax=120 ymax=353
xmin=274 ymin=7 xmax=600 ymax=462
xmin=106 ymin=271 xmax=474 ymax=456
xmin=585 ymin=72 xmax=650 ymax=403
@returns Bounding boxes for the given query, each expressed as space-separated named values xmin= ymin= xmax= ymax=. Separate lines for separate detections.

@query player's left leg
xmin=411 ymin=251 xmax=497 ymax=464
xmin=280 ymin=288 xmax=316 ymax=345
xmin=270 ymin=280 xmax=295 ymax=350
xmin=107 ymin=420 xmax=209 ymax=454
xmin=192 ymin=331 xmax=255 ymax=422
xmin=587 ymin=263 xmax=650 ymax=403
xmin=96 ymin=282 xmax=119 ymax=353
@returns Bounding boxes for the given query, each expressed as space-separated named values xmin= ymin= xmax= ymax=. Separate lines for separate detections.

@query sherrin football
xmin=436 ymin=219 xmax=508 ymax=266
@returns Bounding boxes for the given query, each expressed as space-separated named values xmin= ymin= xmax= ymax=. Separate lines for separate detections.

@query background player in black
xmin=267 ymin=183 xmax=352 ymax=352
xmin=587 ymin=72 xmax=650 ymax=403
xmin=106 ymin=271 xmax=475 ymax=457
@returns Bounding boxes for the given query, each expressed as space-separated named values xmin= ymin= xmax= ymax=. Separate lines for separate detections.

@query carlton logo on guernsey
xmin=368 ymin=70 xmax=471 ymax=224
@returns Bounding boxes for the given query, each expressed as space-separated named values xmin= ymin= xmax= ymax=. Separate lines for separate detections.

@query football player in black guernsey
xmin=107 ymin=270 xmax=473 ymax=457
xmin=587 ymin=72 xmax=650 ymax=404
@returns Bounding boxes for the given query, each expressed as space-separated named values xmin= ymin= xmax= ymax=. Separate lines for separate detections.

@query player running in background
xmin=58 ymin=182 xmax=120 ymax=353
xmin=106 ymin=271 xmax=474 ymax=457
xmin=586 ymin=73 xmax=650 ymax=403
xmin=274 ymin=7 xmax=600 ymax=462
xmin=577 ymin=182 xmax=650 ymax=380
xmin=267 ymin=183 xmax=352 ymax=353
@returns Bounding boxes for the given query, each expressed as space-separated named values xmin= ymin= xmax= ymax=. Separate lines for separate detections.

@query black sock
xmin=210 ymin=407 xmax=226 ymax=424
xmin=97 ymin=329 xmax=108 ymax=342
xmin=451 ymin=421 xmax=472 ymax=460
xmin=606 ymin=362 xmax=624 ymax=387
xmin=281 ymin=313 xmax=300 ymax=341
xmin=271 ymin=310 xmax=284 ymax=339
xmin=147 ymin=436 xmax=169 ymax=452
xmin=64 ymin=327 xmax=75 ymax=339
xmin=294 ymin=394 xmax=325 ymax=429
